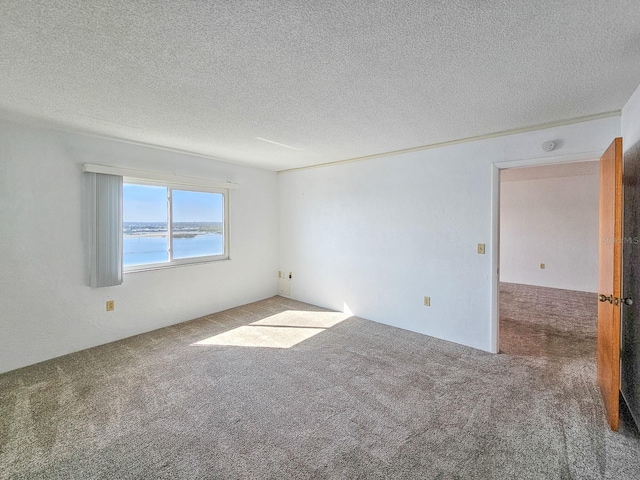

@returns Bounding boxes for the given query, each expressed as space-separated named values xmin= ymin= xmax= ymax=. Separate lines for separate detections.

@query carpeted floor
xmin=1 ymin=283 xmax=639 ymax=479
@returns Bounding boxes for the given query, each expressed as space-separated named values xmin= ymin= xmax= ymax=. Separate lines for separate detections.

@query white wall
xmin=0 ymin=120 xmax=278 ymax=374
xmin=278 ymin=117 xmax=619 ymax=352
xmin=499 ymin=173 xmax=599 ymax=292
xmin=623 ymin=83 xmax=640 ymax=152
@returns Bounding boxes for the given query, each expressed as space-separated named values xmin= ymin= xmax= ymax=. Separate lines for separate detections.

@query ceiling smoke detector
xmin=542 ymin=141 xmax=556 ymax=152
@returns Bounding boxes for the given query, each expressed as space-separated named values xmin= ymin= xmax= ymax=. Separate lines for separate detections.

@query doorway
xmin=497 ymin=161 xmax=600 ymax=358
xmin=622 ymin=140 xmax=640 ymax=431
xmin=489 ymin=152 xmax=598 ymax=353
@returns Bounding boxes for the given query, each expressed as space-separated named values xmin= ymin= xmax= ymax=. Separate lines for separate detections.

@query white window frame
xmin=123 ymin=177 xmax=230 ymax=273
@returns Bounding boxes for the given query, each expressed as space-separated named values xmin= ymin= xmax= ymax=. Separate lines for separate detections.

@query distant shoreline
xmin=124 ymin=232 xmax=222 ymax=238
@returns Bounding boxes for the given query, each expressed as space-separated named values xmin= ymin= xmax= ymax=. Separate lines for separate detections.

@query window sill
xmin=124 ymin=257 xmax=231 ymax=274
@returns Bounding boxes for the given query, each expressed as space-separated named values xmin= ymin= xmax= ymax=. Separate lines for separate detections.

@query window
xmin=123 ymin=181 xmax=228 ymax=270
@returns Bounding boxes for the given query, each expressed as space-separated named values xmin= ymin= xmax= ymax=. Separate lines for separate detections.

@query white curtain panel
xmin=89 ymin=173 xmax=123 ymax=287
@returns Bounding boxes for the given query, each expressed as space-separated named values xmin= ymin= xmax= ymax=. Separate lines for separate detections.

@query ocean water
xmin=124 ymin=233 xmax=224 ymax=266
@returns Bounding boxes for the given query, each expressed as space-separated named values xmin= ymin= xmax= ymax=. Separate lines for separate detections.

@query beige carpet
xmin=1 ymin=284 xmax=639 ymax=479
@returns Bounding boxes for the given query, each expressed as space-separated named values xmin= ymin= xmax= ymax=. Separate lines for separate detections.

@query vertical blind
xmin=89 ymin=173 xmax=123 ymax=287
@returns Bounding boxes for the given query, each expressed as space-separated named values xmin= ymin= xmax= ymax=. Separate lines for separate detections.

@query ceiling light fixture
xmin=255 ymin=137 xmax=302 ymax=151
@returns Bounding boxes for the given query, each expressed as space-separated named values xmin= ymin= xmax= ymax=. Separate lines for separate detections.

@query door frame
xmin=489 ymin=151 xmax=604 ymax=353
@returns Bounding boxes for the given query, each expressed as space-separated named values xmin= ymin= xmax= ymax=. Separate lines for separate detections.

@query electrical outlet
xmin=477 ymin=243 xmax=485 ymax=254
xmin=540 ymin=263 xmax=545 ymax=269
xmin=278 ymin=271 xmax=282 ymax=278
xmin=423 ymin=296 xmax=431 ymax=306
xmin=289 ymin=272 xmax=293 ymax=279
xmin=278 ymin=278 xmax=291 ymax=295
xmin=106 ymin=300 xmax=114 ymax=312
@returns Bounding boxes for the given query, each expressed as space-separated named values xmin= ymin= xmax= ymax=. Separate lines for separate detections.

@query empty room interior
xmin=2 ymin=1 xmax=640 ymax=478
xmin=497 ymin=161 xmax=612 ymax=425
xmin=499 ymin=161 xmax=600 ymax=352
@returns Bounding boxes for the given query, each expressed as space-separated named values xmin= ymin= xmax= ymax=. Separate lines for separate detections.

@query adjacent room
xmin=499 ymin=161 xmax=600 ymax=353
xmin=2 ymin=1 xmax=640 ymax=478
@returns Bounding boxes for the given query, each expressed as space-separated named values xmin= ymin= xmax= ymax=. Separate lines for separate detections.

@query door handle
xmin=598 ymin=294 xmax=633 ymax=305
xmin=599 ymin=294 xmax=613 ymax=303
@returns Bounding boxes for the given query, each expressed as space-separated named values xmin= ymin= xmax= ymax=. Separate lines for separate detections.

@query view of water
xmin=124 ymin=233 xmax=224 ymax=266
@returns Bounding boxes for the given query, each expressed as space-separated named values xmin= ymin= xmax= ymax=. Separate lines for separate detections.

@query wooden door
xmin=598 ymin=137 xmax=623 ymax=431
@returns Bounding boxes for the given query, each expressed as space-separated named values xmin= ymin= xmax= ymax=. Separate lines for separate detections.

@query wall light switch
xmin=477 ymin=243 xmax=485 ymax=254
xmin=540 ymin=263 xmax=545 ymax=269
xmin=424 ymin=296 xmax=431 ymax=306
xmin=106 ymin=300 xmax=114 ymax=312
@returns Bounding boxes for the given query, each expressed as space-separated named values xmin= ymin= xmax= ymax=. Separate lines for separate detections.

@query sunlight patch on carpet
xmin=192 ymin=310 xmax=350 ymax=348
xmin=251 ymin=310 xmax=348 ymax=328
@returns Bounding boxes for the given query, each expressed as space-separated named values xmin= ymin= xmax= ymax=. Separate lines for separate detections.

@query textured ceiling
xmin=1 ymin=1 xmax=640 ymax=171
xmin=501 ymin=160 xmax=599 ymax=182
